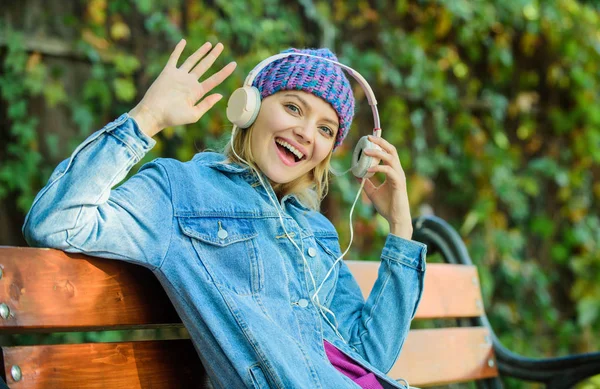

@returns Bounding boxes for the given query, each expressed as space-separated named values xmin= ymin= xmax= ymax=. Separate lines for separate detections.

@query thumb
xmin=361 ymin=177 xmax=378 ymax=200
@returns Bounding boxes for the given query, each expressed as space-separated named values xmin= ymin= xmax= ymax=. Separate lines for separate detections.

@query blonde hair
xmin=223 ymin=124 xmax=332 ymax=211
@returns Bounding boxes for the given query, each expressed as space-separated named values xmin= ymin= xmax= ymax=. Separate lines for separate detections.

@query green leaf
xmin=113 ymin=78 xmax=136 ymax=102
xmin=43 ymin=80 xmax=68 ymax=107
xmin=134 ymin=0 xmax=153 ymax=15
xmin=113 ymin=54 xmax=141 ymax=75
xmin=577 ymin=297 xmax=599 ymax=327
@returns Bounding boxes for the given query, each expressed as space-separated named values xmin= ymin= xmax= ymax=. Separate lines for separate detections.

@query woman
xmin=23 ymin=40 xmax=426 ymax=389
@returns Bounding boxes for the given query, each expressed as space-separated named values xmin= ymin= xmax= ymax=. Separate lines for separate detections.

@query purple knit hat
xmin=252 ymin=48 xmax=355 ymax=150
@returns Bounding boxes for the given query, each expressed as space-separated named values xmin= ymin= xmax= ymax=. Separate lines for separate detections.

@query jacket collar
xmin=198 ymin=152 xmax=312 ymax=212
xmin=198 ymin=152 xmax=250 ymax=174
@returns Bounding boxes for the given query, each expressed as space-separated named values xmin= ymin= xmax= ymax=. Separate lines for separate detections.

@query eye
xmin=285 ymin=103 xmax=301 ymax=114
xmin=320 ymin=126 xmax=334 ymax=138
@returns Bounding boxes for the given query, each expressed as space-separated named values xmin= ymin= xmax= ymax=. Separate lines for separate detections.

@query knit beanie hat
xmin=252 ymin=48 xmax=355 ymax=150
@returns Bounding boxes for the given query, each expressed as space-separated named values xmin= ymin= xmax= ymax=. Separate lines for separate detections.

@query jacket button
xmin=217 ymin=229 xmax=228 ymax=240
xmin=298 ymin=299 xmax=309 ymax=308
xmin=307 ymin=247 xmax=317 ymax=257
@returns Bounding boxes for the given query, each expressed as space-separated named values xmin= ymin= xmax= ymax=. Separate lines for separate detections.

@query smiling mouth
xmin=275 ymin=138 xmax=306 ymax=165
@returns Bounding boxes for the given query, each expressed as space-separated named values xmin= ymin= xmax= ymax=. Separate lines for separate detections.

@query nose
xmin=293 ymin=124 xmax=315 ymax=145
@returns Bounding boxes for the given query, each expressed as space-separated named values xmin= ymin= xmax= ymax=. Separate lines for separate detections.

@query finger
xmin=366 ymin=136 xmax=404 ymax=172
xmin=190 ymin=42 xmax=224 ymax=79
xmin=180 ymin=42 xmax=213 ymax=73
xmin=167 ymin=39 xmax=187 ymax=68
xmin=367 ymin=173 xmax=383 ymax=187
xmin=368 ymin=135 xmax=398 ymax=158
xmin=361 ymin=176 xmax=378 ymax=194
xmin=362 ymin=148 xmax=399 ymax=170
xmin=364 ymin=151 xmax=403 ymax=178
xmin=193 ymin=93 xmax=223 ymax=119
xmin=359 ymin=178 xmax=376 ymax=203
xmin=196 ymin=61 xmax=237 ymax=99
xmin=367 ymin=164 xmax=406 ymax=186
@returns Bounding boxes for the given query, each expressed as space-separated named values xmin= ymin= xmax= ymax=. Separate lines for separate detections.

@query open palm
xmin=130 ymin=40 xmax=237 ymax=137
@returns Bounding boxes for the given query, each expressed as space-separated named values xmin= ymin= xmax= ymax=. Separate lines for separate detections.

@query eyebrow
xmin=283 ymin=93 xmax=339 ymax=128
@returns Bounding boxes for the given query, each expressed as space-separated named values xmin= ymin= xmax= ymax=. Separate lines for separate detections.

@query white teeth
xmin=276 ymin=139 xmax=304 ymax=160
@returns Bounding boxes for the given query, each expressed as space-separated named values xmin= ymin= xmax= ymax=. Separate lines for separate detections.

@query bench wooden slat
xmin=391 ymin=327 xmax=498 ymax=386
xmin=345 ymin=261 xmax=485 ymax=319
xmin=1 ymin=328 xmax=498 ymax=388
xmin=0 ymin=248 xmax=485 ymax=331
xmin=0 ymin=247 xmax=180 ymax=331
xmin=2 ymin=340 xmax=206 ymax=388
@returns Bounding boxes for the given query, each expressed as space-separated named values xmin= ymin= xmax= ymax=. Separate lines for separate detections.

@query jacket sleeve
xmin=330 ymin=234 xmax=427 ymax=374
xmin=22 ymin=113 xmax=173 ymax=270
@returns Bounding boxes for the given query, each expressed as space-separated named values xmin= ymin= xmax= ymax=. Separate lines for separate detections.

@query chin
xmin=259 ymin=163 xmax=307 ymax=186
xmin=263 ymin=170 xmax=297 ymax=185
xmin=254 ymin=151 xmax=312 ymax=186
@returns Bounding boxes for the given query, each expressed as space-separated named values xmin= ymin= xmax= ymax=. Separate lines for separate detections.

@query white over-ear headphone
xmin=226 ymin=52 xmax=383 ymax=178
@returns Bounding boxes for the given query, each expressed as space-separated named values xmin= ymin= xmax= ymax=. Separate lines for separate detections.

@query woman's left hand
xmin=359 ymin=135 xmax=413 ymax=240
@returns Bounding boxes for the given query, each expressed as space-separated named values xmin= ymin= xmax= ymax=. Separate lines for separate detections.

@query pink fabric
xmin=324 ymin=340 xmax=384 ymax=389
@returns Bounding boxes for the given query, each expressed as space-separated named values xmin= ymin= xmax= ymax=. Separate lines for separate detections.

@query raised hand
xmin=129 ymin=39 xmax=237 ymax=137
xmin=360 ymin=135 xmax=413 ymax=240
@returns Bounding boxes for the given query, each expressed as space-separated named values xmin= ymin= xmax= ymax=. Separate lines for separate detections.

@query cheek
xmin=311 ymin=142 xmax=333 ymax=165
xmin=267 ymin=109 xmax=293 ymax=129
xmin=261 ymin=103 xmax=284 ymax=121
xmin=249 ymin=129 xmax=260 ymax=153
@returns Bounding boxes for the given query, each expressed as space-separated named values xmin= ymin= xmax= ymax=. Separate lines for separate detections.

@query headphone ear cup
xmin=226 ymin=86 xmax=261 ymax=128
xmin=352 ymin=136 xmax=382 ymax=178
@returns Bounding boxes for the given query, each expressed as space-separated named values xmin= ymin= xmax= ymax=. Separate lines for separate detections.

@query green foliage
xmin=0 ymin=30 xmax=45 ymax=211
xmin=2 ymin=1 xmax=600 ymax=387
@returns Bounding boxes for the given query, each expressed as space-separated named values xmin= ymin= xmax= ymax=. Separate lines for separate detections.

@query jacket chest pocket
xmin=178 ymin=216 xmax=263 ymax=295
xmin=312 ymin=233 xmax=342 ymax=305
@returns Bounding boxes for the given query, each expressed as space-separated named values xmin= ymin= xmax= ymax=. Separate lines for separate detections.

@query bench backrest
xmin=0 ymin=246 xmax=497 ymax=388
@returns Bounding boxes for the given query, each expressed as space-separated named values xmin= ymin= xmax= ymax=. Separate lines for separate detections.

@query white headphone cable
xmin=229 ymin=125 xmax=356 ymax=342
xmin=312 ymin=178 xmax=365 ymax=303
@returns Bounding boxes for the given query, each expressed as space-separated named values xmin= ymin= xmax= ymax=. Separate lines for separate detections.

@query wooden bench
xmin=0 ymin=215 xmax=598 ymax=388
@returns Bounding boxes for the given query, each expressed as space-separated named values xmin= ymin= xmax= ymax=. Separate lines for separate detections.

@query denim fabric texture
xmin=22 ymin=113 xmax=427 ymax=389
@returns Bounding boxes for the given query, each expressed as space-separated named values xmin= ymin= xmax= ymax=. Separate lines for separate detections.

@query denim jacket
xmin=22 ymin=113 xmax=427 ymax=389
